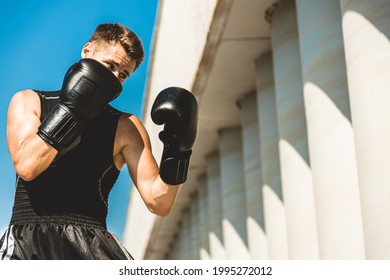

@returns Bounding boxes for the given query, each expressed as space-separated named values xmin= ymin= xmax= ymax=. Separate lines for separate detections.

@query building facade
xmin=123 ymin=0 xmax=390 ymax=259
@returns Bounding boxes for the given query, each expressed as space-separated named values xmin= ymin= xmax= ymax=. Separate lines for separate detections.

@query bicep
xmin=120 ymin=115 xmax=159 ymax=192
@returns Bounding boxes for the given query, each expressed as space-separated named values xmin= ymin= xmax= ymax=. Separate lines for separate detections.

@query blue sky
xmin=0 ymin=0 xmax=158 ymax=240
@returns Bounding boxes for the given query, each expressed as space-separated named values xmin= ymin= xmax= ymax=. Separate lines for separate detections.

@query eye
xmin=105 ymin=62 xmax=115 ymax=70
xmin=119 ymin=73 xmax=127 ymax=80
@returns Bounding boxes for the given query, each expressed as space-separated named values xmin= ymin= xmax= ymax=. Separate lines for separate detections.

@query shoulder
xmin=118 ymin=113 xmax=148 ymax=136
xmin=122 ymin=113 xmax=144 ymax=128
xmin=10 ymin=89 xmax=39 ymax=101
xmin=117 ymin=113 xmax=151 ymax=147
xmin=9 ymin=89 xmax=40 ymax=112
xmin=7 ymin=89 xmax=43 ymax=127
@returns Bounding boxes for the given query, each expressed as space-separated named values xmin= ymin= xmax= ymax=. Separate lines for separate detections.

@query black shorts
xmin=0 ymin=223 xmax=133 ymax=260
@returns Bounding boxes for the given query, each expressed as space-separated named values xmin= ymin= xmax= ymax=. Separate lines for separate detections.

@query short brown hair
xmin=89 ymin=23 xmax=144 ymax=71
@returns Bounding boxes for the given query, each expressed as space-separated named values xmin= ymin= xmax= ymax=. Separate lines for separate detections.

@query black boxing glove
xmin=151 ymin=87 xmax=198 ymax=185
xmin=37 ymin=58 xmax=122 ymax=151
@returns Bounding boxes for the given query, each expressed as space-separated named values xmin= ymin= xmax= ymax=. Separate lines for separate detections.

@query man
xmin=0 ymin=23 xmax=198 ymax=260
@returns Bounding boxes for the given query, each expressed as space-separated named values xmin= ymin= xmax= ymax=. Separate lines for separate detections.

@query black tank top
xmin=10 ymin=90 xmax=123 ymax=229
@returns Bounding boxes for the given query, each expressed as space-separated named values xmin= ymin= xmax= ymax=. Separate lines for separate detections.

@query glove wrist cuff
xmin=160 ymin=149 xmax=192 ymax=185
xmin=37 ymin=103 xmax=84 ymax=151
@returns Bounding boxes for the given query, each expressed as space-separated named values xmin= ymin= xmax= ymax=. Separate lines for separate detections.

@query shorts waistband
xmin=10 ymin=213 xmax=106 ymax=229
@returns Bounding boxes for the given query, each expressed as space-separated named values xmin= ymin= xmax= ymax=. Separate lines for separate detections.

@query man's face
xmin=81 ymin=41 xmax=136 ymax=84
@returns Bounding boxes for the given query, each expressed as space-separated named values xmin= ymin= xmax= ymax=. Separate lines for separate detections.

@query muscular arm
xmin=7 ymin=90 xmax=58 ymax=181
xmin=116 ymin=114 xmax=181 ymax=216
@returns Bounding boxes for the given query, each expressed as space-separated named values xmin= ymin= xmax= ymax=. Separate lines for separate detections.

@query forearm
xmin=148 ymin=176 xmax=181 ymax=216
xmin=12 ymin=134 xmax=58 ymax=181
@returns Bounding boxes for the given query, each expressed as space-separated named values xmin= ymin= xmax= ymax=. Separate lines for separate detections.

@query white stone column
xmin=271 ymin=0 xmax=319 ymax=259
xmin=296 ymin=0 xmax=365 ymax=259
xmin=255 ymin=52 xmax=289 ymax=260
xmin=198 ymin=174 xmax=211 ymax=260
xmin=206 ymin=151 xmax=226 ymax=259
xmin=190 ymin=193 xmax=200 ymax=260
xmin=219 ymin=128 xmax=251 ymax=259
xmin=167 ymin=231 xmax=179 ymax=260
xmin=182 ymin=209 xmax=192 ymax=260
xmin=340 ymin=0 xmax=390 ymax=259
xmin=170 ymin=225 xmax=183 ymax=260
xmin=239 ymin=91 xmax=268 ymax=259
xmin=178 ymin=231 xmax=185 ymax=260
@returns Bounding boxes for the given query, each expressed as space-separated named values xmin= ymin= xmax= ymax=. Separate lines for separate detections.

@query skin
xmin=6 ymin=41 xmax=181 ymax=216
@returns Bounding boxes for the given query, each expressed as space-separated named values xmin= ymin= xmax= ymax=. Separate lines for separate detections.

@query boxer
xmin=0 ymin=23 xmax=198 ymax=260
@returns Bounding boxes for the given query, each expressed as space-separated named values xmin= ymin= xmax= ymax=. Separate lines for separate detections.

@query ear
xmin=81 ymin=42 xmax=94 ymax=58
